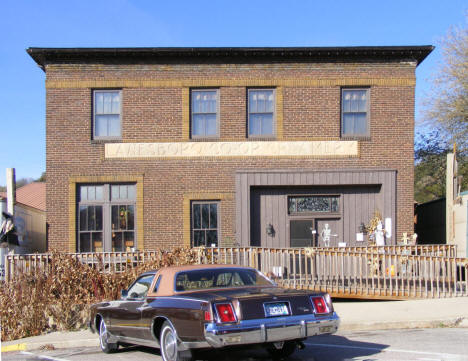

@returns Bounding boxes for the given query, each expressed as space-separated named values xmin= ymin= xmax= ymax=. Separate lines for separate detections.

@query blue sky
xmin=0 ymin=0 xmax=466 ymax=186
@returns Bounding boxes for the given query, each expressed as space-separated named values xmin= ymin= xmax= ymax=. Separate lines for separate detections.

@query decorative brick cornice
xmin=46 ymin=77 xmax=416 ymax=89
xmin=68 ymin=175 xmax=144 ymax=252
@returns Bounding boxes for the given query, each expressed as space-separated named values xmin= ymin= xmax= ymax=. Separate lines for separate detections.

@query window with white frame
xmin=191 ymin=89 xmax=218 ymax=138
xmin=78 ymin=183 xmax=136 ymax=252
xmin=248 ymin=89 xmax=275 ymax=137
xmin=341 ymin=88 xmax=369 ymax=137
xmin=93 ymin=90 xmax=121 ymax=139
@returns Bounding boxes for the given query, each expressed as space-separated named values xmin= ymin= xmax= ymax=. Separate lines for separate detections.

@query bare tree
xmin=424 ymin=13 xmax=468 ymax=150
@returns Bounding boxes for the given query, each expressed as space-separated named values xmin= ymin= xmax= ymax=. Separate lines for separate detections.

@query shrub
xmin=0 ymin=248 xmax=199 ymax=341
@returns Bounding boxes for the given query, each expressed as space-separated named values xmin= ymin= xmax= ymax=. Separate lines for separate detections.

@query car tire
xmin=160 ymin=321 xmax=193 ymax=361
xmin=99 ymin=318 xmax=118 ymax=354
xmin=266 ymin=340 xmax=297 ymax=359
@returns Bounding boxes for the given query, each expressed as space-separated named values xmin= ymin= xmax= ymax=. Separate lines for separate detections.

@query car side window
xmin=153 ymin=275 xmax=162 ymax=293
xmin=127 ymin=274 xmax=154 ymax=300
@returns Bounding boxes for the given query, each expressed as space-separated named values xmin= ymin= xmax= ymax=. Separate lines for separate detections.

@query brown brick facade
xmin=38 ymin=49 xmax=427 ymax=251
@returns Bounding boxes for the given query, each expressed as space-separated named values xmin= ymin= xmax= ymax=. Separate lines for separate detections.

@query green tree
xmin=415 ymin=131 xmax=468 ymax=203
xmin=424 ymin=14 xmax=468 ymax=151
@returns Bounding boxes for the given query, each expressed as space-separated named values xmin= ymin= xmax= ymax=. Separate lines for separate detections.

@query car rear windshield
xmin=175 ymin=268 xmax=274 ymax=292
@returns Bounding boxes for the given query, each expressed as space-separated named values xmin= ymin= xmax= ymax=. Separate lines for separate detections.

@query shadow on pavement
xmin=120 ymin=334 xmax=388 ymax=361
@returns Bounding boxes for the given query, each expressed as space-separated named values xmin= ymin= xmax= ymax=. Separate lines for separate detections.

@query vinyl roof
xmin=27 ymin=46 xmax=434 ymax=71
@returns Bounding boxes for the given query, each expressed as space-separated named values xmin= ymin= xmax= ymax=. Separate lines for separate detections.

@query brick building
xmin=28 ymin=46 xmax=432 ymax=252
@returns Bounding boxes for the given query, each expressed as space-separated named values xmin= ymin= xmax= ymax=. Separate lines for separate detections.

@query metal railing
xmin=4 ymin=245 xmax=467 ymax=299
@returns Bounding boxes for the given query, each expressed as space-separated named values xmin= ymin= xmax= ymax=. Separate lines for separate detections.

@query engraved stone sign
xmin=105 ymin=140 xmax=358 ymax=159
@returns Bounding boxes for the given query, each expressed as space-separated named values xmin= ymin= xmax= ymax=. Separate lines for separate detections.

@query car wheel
xmin=160 ymin=321 xmax=193 ymax=361
xmin=266 ymin=340 xmax=297 ymax=359
xmin=99 ymin=318 xmax=118 ymax=353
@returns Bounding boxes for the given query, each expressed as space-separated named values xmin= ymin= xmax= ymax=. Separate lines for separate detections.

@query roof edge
xmin=27 ymin=46 xmax=434 ymax=71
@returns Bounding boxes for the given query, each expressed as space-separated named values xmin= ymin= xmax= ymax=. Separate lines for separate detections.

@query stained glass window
xmin=288 ymin=196 xmax=339 ymax=214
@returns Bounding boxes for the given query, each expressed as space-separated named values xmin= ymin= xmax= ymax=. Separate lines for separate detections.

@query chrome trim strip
xmin=115 ymin=335 xmax=158 ymax=348
xmin=204 ymin=312 xmax=339 ymax=348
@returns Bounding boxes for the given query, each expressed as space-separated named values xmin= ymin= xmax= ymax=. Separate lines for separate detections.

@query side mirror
xmin=121 ymin=289 xmax=128 ymax=299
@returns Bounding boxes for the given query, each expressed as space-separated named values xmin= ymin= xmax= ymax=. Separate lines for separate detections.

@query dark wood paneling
xmin=238 ymin=169 xmax=397 ymax=247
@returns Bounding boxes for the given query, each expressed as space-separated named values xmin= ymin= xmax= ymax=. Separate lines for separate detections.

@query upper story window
xmin=248 ymin=89 xmax=275 ymax=138
xmin=191 ymin=89 xmax=218 ymax=138
xmin=93 ymin=90 xmax=121 ymax=140
xmin=341 ymin=88 xmax=369 ymax=138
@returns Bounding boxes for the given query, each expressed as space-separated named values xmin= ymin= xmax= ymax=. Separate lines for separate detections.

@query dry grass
xmin=0 ymin=248 xmax=199 ymax=341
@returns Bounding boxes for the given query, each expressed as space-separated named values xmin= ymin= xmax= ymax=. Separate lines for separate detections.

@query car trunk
xmin=237 ymin=294 xmax=313 ymax=320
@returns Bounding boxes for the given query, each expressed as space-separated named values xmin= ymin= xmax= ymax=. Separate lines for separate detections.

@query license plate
xmin=319 ymin=325 xmax=333 ymax=333
xmin=264 ymin=302 xmax=289 ymax=317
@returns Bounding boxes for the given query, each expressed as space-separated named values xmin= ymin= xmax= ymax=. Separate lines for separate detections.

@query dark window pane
xmin=127 ymin=205 xmax=134 ymax=230
xmin=193 ymin=204 xmax=201 ymax=229
xmin=210 ymin=204 xmax=217 ymax=228
xmin=95 ymin=206 xmax=103 ymax=231
xmin=79 ymin=206 xmax=87 ymax=231
xmin=87 ymin=206 xmax=95 ymax=230
xmin=207 ymin=230 xmax=218 ymax=247
xmin=79 ymin=233 xmax=90 ymax=252
xmin=93 ymin=232 xmax=103 ymax=252
xmin=112 ymin=205 xmax=119 ymax=230
xmin=193 ymin=230 xmax=205 ymax=247
xmin=119 ymin=205 xmax=127 ymax=229
xmin=201 ymin=204 xmax=209 ymax=228
xmin=124 ymin=231 xmax=134 ymax=250
xmin=112 ymin=232 xmax=123 ymax=252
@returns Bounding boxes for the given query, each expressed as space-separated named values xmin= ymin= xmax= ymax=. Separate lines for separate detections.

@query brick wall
xmin=45 ymin=61 xmax=416 ymax=251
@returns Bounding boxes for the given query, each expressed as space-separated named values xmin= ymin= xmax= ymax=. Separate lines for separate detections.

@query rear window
xmin=175 ymin=268 xmax=274 ymax=292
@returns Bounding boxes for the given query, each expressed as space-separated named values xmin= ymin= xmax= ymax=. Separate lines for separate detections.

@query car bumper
xmin=202 ymin=312 xmax=340 ymax=348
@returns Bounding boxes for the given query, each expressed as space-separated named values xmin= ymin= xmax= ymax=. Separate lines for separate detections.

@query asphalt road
xmin=4 ymin=328 xmax=468 ymax=361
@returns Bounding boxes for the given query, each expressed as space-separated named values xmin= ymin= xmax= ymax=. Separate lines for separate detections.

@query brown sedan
xmin=89 ymin=265 xmax=340 ymax=361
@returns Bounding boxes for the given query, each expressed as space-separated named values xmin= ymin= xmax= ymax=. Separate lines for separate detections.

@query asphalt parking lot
xmin=4 ymin=328 xmax=468 ymax=361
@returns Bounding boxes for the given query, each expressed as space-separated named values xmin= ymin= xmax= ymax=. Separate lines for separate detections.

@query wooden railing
xmin=4 ymin=245 xmax=467 ymax=299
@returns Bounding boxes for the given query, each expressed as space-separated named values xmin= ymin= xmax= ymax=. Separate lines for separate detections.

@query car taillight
xmin=215 ymin=303 xmax=237 ymax=323
xmin=311 ymin=296 xmax=330 ymax=314
xmin=204 ymin=310 xmax=213 ymax=322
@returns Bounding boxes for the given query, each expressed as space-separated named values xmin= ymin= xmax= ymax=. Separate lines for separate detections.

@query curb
xmin=1 ymin=339 xmax=98 ymax=353
xmin=1 ymin=343 xmax=26 ymax=352
xmin=338 ymin=317 xmax=467 ymax=331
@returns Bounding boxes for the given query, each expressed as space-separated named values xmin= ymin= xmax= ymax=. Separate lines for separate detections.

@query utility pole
xmin=6 ymin=168 xmax=15 ymax=216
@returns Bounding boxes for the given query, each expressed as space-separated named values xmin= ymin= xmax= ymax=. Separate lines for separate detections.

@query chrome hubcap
xmin=163 ymin=327 xmax=177 ymax=361
xmin=99 ymin=320 xmax=108 ymax=349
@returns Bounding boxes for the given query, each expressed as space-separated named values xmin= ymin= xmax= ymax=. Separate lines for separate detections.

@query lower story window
xmin=78 ymin=183 xmax=136 ymax=252
xmin=191 ymin=201 xmax=219 ymax=247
